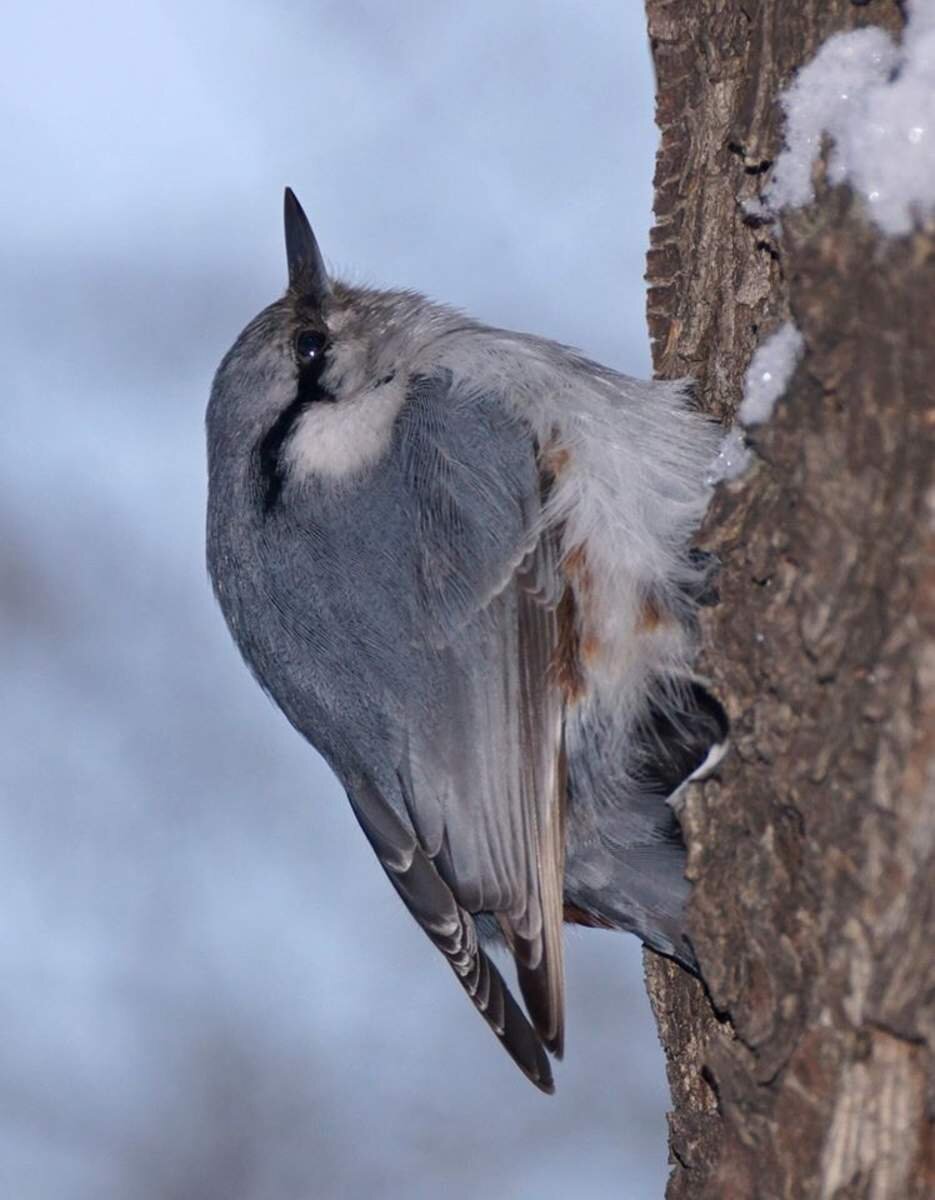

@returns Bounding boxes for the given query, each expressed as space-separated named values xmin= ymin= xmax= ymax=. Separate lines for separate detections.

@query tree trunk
xmin=641 ymin=2 xmax=934 ymax=1197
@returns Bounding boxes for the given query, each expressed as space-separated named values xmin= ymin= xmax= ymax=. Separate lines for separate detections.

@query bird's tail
xmin=635 ymin=676 xmax=730 ymax=798
xmin=563 ymin=677 xmax=729 ymax=973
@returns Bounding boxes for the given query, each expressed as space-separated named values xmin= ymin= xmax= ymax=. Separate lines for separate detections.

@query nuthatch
xmin=206 ymin=190 xmax=728 ymax=1092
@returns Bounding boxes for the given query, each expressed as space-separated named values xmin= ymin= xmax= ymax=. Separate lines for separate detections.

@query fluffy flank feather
xmin=433 ymin=328 xmax=719 ymax=724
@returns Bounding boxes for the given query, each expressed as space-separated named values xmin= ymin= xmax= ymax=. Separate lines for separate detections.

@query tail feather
xmin=634 ymin=677 xmax=729 ymax=798
xmin=563 ymin=676 xmax=727 ymax=973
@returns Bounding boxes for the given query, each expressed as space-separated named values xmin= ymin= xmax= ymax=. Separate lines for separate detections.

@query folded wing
xmin=358 ymin=374 xmax=569 ymax=1074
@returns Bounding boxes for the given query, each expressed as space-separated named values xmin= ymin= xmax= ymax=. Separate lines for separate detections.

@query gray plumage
xmin=206 ymin=190 xmax=728 ymax=1093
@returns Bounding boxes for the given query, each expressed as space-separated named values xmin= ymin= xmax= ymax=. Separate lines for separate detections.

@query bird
xmin=206 ymin=188 xmax=728 ymax=1093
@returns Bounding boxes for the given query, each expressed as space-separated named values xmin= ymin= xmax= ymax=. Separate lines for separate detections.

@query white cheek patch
xmin=282 ymin=377 xmax=408 ymax=481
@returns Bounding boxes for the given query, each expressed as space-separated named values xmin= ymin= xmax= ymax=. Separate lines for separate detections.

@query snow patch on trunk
xmin=707 ymin=323 xmax=805 ymax=484
xmin=767 ymin=2 xmax=935 ymax=236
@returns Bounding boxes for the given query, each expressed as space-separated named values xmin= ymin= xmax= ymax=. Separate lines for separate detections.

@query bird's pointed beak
xmin=284 ymin=187 xmax=331 ymax=302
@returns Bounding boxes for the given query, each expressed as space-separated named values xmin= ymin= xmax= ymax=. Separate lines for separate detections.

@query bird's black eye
xmin=295 ymin=329 xmax=327 ymax=365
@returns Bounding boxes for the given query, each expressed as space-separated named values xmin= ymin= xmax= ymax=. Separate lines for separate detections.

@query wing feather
xmin=347 ymin=777 xmax=554 ymax=1092
xmin=395 ymin=378 xmax=569 ymax=1060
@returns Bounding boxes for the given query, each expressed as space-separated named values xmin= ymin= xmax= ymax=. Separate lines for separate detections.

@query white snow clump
xmin=706 ymin=427 xmax=752 ymax=485
xmin=707 ymin=322 xmax=805 ymax=484
xmin=739 ymin=322 xmax=806 ymax=426
xmin=767 ymin=2 xmax=935 ymax=236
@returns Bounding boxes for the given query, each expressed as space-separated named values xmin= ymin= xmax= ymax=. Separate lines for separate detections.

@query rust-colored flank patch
xmin=551 ymin=586 xmax=585 ymax=702
xmin=560 ymin=542 xmax=602 ymax=676
xmin=563 ymin=543 xmax=593 ymax=595
xmin=543 ymin=444 xmax=571 ymax=476
xmin=637 ymin=595 xmax=663 ymax=633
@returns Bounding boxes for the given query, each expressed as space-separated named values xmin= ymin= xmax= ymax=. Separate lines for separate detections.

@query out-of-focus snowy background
xmin=0 ymin=3 xmax=669 ymax=1197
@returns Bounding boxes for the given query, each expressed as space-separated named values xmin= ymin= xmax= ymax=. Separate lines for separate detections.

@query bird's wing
xmin=387 ymin=374 xmax=570 ymax=1062
xmin=346 ymin=776 xmax=554 ymax=1092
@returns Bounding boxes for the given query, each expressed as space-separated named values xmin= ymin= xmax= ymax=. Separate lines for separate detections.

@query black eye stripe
xmin=256 ymin=395 xmax=306 ymax=513
xmin=255 ymin=338 xmax=335 ymax=515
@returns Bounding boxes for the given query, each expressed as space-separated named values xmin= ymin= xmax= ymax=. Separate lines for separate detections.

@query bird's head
xmin=207 ymin=189 xmax=446 ymax=497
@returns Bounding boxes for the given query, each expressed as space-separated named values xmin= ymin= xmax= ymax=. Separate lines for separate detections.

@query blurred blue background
xmin=0 ymin=2 xmax=669 ymax=1196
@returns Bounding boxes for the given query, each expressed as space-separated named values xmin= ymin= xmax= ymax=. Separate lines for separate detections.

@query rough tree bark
xmin=640 ymin=2 xmax=934 ymax=1197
